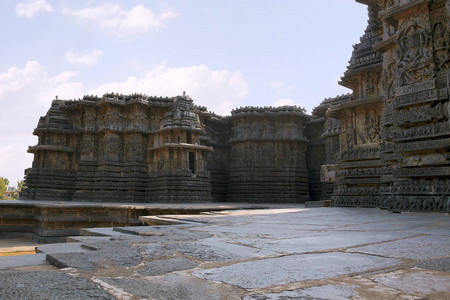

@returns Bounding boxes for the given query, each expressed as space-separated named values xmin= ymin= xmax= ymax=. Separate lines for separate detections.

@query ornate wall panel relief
xmin=396 ymin=12 xmax=435 ymax=92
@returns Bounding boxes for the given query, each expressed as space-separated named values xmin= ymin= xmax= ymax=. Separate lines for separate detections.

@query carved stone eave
xmin=381 ymin=0 xmax=431 ymax=26
xmin=337 ymin=95 xmax=383 ymax=109
xmin=325 ymin=106 xmax=346 ymax=120
xmin=156 ymin=126 xmax=205 ymax=135
xmin=229 ymin=137 xmax=309 ymax=144
xmin=148 ymin=143 xmax=213 ymax=152
xmin=28 ymin=145 xmax=75 ymax=153
xmin=339 ymin=62 xmax=383 ymax=89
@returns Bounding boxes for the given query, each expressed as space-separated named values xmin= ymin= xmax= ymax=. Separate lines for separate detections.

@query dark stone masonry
xmin=21 ymin=0 xmax=450 ymax=212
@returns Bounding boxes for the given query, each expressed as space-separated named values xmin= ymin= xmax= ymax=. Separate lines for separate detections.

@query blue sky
xmin=0 ymin=0 xmax=368 ymax=185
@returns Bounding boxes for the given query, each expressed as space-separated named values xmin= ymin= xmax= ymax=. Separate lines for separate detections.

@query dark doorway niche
xmin=189 ymin=152 xmax=195 ymax=173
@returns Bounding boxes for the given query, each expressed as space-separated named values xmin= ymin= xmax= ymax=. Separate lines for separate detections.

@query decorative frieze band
xmin=394 ymin=167 xmax=450 ymax=177
xmin=392 ymin=88 xmax=447 ymax=109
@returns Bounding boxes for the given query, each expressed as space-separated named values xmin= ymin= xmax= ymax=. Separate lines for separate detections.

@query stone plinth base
xmin=0 ymin=200 xmax=278 ymax=243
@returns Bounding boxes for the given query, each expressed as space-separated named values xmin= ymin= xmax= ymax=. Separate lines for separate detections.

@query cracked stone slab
xmin=236 ymin=231 xmax=417 ymax=254
xmin=410 ymin=225 xmax=450 ymax=236
xmin=99 ymin=274 xmax=245 ymax=300
xmin=372 ymin=269 xmax=450 ymax=295
xmin=139 ymin=257 xmax=199 ymax=276
xmin=0 ymin=270 xmax=114 ymax=299
xmin=329 ymin=220 xmax=425 ymax=231
xmin=108 ymin=226 xmax=212 ymax=243
xmin=36 ymin=242 xmax=86 ymax=254
xmin=415 ymin=257 xmax=450 ymax=272
xmin=46 ymin=240 xmax=142 ymax=272
xmin=244 ymin=284 xmax=358 ymax=300
xmin=165 ymin=238 xmax=279 ymax=262
xmin=349 ymin=235 xmax=450 ymax=259
xmin=193 ymin=252 xmax=403 ymax=289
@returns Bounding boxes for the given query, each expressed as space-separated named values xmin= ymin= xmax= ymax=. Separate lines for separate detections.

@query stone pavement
xmin=0 ymin=206 xmax=449 ymax=299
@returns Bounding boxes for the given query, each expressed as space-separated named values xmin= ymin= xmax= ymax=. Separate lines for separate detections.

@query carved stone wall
xmin=22 ymin=93 xmax=214 ymax=202
xmin=226 ymin=106 xmax=311 ymax=203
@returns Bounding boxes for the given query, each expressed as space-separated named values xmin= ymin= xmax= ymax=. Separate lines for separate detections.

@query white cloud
xmin=65 ymin=50 xmax=103 ymax=66
xmin=88 ymin=62 xmax=249 ymax=115
xmin=16 ymin=0 xmax=53 ymax=18
xmin=269 ymin=80 xmax=292 ymax=93
xmin=0 ymin=61 xmax=84 ymax=184
xmin=62 ymin=3 xmax=178 ymax=40
xmin=273 ymin=98 xmax=300 ymax=107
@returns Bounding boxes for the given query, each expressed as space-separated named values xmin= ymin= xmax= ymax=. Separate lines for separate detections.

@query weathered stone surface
xmin=0 ymin=270 xmax=114 ymax=300
xmin=0 ymin=254 xmax=49 ymax=270
xmin=139 ymin=257 xmax=198 ymax=276
xmin=193 ymin=252 xmax=402 ymax=289
xmin=350 ymin=235 xmax=450 ymax=259
xmin=165 ymin=238 xmax=278 ymax=262
xmin=243 ymin=284 xmax=358 ymax=300
xmin=1 ymin=207 xmax=448 ymax=299
xmin=237 ymin=231 xmax=417 ymax=254
xmin=372 ymin=270 xmax=450 ymax=295
xmin=46 ymin=240 xmax=142 ymax=271
xmin=416 ymin=257 xmax=450 ymax=273
xmin=98 ymin=274 xmax=246 ymax=300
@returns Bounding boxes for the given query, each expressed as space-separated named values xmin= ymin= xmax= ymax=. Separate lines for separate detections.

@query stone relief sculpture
xmin=396 ymin=13 xmax=434 ymax=87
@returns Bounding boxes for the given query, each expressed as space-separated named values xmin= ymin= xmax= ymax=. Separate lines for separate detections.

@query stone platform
xmin=0 ymin=200 xmax=289 ymax=243
xmin=0 ymin=206 xmax=449 ymax=299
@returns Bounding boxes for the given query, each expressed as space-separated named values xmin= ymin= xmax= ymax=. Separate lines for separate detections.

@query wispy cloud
xmin=273 ymin=98 xmax=296 ymax=106
xmin=65 ymin=50 xmax=103 ymax=66
xmin=269 ymin=80 xmax=292 ymax=93
xmin=16 ymin=0 xmax=53 ymax=18
xmin=62 ymin=3 xmax=178 ymax=40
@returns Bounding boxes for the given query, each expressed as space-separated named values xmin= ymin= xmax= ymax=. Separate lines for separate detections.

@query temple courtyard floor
xmin=0 ymin=205 xmax=449 ymax=299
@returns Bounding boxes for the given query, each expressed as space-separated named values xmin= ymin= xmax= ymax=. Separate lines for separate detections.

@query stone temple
xmin=21 ymin=0 xmax=450 ymax=213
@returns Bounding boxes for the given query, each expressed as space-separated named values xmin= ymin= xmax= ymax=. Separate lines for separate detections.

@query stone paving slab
xmin=349 ymin=234 xmax=450 ymax=259
xmin=35 ymin=242 xmax=86 ymax=254
xmin=165 ymin=238 xmax=279 ymax=262
xmin=372 ymin=269 xmax=450 ymax=295
xmin=0 ymin=207 xmax=448 ymax=299
xmin=47 ymin=240 xmax=142 ymax=272
xmin=235 ymin=231 xmax=418 ymax=254
xmin=243 ymin=284 xmax=359 ymax=300
xmin=415 ymin=257 xmax=450 ymax=272
xmin=0 ymin=253 xmax=49 ymax=270
xmin=97 ymin=274 xmax=246 ymax=300
xmin=0 ymin=270 xmax=114 ymax=300
xmin=193 ymin=252 xmax=403 ymax=289
xmin=139 ymin=257 xmax=199 ymax=276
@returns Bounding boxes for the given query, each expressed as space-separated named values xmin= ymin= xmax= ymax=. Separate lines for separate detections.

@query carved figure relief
xmin=102 ymin=133 xmax=122 ymax=159
xmin=48 ymin=153 xmax=68 ymax=169
xmin=81 ymin=135 xmax=95 ymax=158
xmin=125 ymin=134 xmax=144 ymax=160
xmin=358 ymin=111 xmax=380 ymax=144
xmin=396 ymin=14 xmax=434 ymax=86
xmin=104 ymin=108 xmax=121 ymax=129
xmin=432 ymin=22 xmax=450 ymax=70
xmin=382 ymin=62 xmax=397 ymax=99
xmin=364 ymin=72 xmax=380 ymax=97
xmin=83 ymin=110 xmax=96 ymax=130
